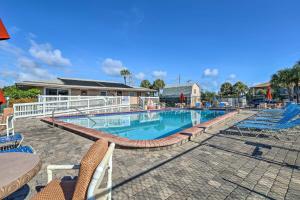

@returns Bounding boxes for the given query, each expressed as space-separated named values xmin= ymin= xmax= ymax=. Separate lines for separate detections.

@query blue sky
xmin=1 ymin=0 xmax=300 ymax=91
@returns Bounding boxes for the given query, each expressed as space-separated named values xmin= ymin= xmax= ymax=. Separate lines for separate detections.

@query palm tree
xmin=140 ymin=80 xmax=151 ymax=88
xmin=120 ymin=69 xmax=131 ymax=85
xmin=271 ymin=68 xmax=294 ymax=101
xmin=292 ymin=61 xmax=300 ymax=103
xmin=220 ymin=82 xmax=233 ymax=97
xmin=233 ymin=81 xmax=248 ymax=107
xmin=152 ymin=79 xmax=165 ymax=93
xmin=201 ymin=91 xmax=216 ymax=103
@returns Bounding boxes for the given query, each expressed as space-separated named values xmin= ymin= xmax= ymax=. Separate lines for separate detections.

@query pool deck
xmin=41 ymin=110 xmax=237 ymax=149
xmin=4 ymin=109 xmax=300 ymax=200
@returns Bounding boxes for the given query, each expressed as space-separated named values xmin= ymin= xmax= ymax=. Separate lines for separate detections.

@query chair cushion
xmin=31 ymin=179 xmax=76 ymax=200
xmin=72 ymin=139 xmax=108 ymax=200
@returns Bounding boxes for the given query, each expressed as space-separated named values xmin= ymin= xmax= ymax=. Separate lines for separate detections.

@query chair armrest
xmin=47 ymin=164 xmax=80 ymax=183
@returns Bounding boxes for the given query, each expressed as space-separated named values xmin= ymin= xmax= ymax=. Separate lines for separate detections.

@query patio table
xmin=0 ymin=152 xmax=42 ymax=199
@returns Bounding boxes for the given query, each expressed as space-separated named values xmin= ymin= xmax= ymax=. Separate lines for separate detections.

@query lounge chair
xmin=233 ymin=118 xmax=300 ymax=139
xmin=241 ymin=108 xmax=300 ymax=125
xmin=0 ymin=114 xmax=23 ymax=150
xmin=0 ymin=145 xmax=34 ymax=153
xmin=31 ymin=139 xmax=115 ymax=200
xmin=257 ymin=103 xmax=296 ymax=116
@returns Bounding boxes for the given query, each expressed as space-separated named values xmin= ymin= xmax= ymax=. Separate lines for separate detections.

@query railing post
xmin=43 ymin=98 xmax=46 ymax=116
xmin=67 ymin=99 xmax=70 ymax=110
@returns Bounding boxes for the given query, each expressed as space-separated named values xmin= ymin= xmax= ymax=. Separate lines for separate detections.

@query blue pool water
xmin=59 ymin=109 xmax=226 ymax=140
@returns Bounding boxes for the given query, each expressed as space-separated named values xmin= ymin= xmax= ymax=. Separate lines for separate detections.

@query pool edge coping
xmin=41 ymin=110 xmax=238 ymax=149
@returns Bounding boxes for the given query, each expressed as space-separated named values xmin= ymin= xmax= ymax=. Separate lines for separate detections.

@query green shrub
xmin=9 ymin=98 xmax=37 ymax=107
xmin=3 ymin=85 xmax=40 ymax=100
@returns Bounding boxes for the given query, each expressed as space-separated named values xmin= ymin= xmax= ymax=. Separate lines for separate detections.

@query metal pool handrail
xmin=51 ymin=107 xmax=97 ymax=127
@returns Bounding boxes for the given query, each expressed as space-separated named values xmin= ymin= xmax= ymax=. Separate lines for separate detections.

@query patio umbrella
xmin=0 ymin=89 xmax=6 ymax=105
xmin=266 ymin=86 xmax=272 ymax=101
xmin=180 ymin=93 xmax=185 ymax=103
xmin=0 ymin=19 xmax=10 ymax=40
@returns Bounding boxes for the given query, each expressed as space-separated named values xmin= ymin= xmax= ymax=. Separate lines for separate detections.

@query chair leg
xmin=107 ymin=155 xmax=113 ymax=200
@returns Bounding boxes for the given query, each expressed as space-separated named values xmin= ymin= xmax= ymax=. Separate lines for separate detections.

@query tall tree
xmin=233 ymin=81 xmax=248 ymax=107
xmin=152 ymin=79 xmax=165 ymax=92
xmin=201 ymin=91 xmax=216 ymax=103
xmin=120 ymin=69 xmax=131 ymax=85
xmin=292 ymin=61 xmax=300 ymax=103
xmin=220 ymin=82 xmax=233 ymax=96
xmin=140 ymin=80 xmax=152 ymax=88
xmin=270 ymin=68 xmax=294 ymax=101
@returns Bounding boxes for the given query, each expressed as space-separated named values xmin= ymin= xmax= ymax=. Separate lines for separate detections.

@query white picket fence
xmin=13 ymin=96 xmax=130 ymax=118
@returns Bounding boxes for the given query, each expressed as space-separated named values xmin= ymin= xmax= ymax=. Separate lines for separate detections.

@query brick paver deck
xmin=4 ymin=110 xmax=300 ymax=200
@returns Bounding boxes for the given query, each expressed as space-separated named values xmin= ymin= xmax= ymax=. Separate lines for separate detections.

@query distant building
xmin=250 ymin=82 xmax=271 ymax=97
xmin=250 ymin=82 xmax=288 ymax=99
xmin=160 ymin=83 xmax=201 ymax=107
xmin=16 ymin=77 xmax=156 ymax=105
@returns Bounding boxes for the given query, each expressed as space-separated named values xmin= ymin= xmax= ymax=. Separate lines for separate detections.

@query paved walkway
xmin=5 ymin=110 xmax=300 ymax=199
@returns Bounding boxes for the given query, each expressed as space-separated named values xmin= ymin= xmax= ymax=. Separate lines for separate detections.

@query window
xmin=100 ymin=91 xmax=107 ymax=96
xmin=117 ymin=91 xmax=122 ymax=96
xmin=194 ymin=89 xmax=197 ymax=94
xmin=46 ymin=88 xmax=58 ymax=95
xmin=129 ymin=92 xmax=136 ymax=97
xmin=45 ymin=88 xmax=69 ymax=95
xmin=58 ymin=89 xmax=69 ymax=95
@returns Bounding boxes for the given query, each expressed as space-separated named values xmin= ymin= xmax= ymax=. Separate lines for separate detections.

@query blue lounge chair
xmin=242 ymin=108 xmax=300 ymax=125
xmin=257 ymin=103 xmax=295 ymax=116
xmin=205 ymin=102 xmax=211 ymax=108
xmin=0 ymin=115 xmax=23 ymax=149
xmin=235 ymin=118 xmax=300 ymax=139
xmin=0 ymin=133 xmax=23 ymax=146
xmin=0 ymin=145 xmax=34 ymax=154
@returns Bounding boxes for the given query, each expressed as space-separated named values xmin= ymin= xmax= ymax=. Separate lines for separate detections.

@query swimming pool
xmin=59 ymin=109 xmax=226 ymax=140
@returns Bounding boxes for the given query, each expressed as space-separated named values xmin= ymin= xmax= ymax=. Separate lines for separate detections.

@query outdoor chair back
xmin=32 ymin=139 xmax=115 ymax=200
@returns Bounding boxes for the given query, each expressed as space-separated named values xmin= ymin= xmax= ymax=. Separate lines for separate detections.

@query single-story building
xmin=250 ymin=82 xmax=288 ymax=99
xmin=16 ymin=77 xmax=157 ymax=105
xmin=160 ymin=83 xmax=201 ymax=107
xmin=250 ymin=82 xmax=271 ymax=96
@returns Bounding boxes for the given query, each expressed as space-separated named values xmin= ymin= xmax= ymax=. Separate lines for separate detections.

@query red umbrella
xmin=180 ymin=93 xmax=185 ymax=103
xmin=0 ymin=89 xmax=6 ymax=105
xmin=266 ymin=86 xmax=272 ymax=100
xmin=0 ymin=19 xmax=10 ymax=40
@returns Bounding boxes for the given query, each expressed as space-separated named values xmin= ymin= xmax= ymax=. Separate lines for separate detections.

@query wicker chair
xmin=31 ymin=139 xmax=115 ymax=200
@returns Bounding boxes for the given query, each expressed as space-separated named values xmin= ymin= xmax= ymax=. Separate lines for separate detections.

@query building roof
xmin=251 ymin=82 xmax=271 ymax=88
xmin=16 ymin=77 xmax=156 ymax=92
xmin=161 ymin=83 xmax=200 ymax=97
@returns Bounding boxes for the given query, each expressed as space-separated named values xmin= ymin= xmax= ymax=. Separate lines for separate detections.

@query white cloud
xmin=0 ymin=57 xmax=55 ymax=82
xmin=101 ymin=58 xmax=126 ymax=76
xmin=228 ymin=74 xmax=236 ymax=79
xmin=152 ymin=70 xmax=167 ymax=79
xmin=0 ymin=41 xmax=24 ymax=56
xmin=200 ymin=80 xmax=219 ymax=92
xmin=16 ymin=57 xmax=55 ymax=81
xmin=135 ymin=72 xmax=145 ymax=80
xmin=203 ymin=68 xmax=219 ymax=77
xmin=29 ymin=40 xmax=71 ymax=67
